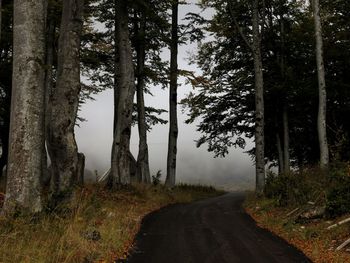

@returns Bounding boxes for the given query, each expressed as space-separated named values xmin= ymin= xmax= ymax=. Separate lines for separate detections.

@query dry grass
xmin=244 ymin=194 xmax=350 ymax=263
xmin=0 ymin=183 xmax=223 ymax=263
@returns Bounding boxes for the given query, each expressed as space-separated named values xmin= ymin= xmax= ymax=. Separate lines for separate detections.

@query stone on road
xmin=125 ymin=193 xmax=311 ymax=263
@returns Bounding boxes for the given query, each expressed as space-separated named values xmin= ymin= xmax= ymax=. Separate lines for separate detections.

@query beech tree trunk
xmin=276 ymin=131 xmax=284 ymax=175
xmin=42 ymin=6 xmax=56 ymax=186
xmin=279 ymin=11 xmax=290 ymax=175
xmin=111 ymin=0 xmax=136 ymax=187
xmin=283 ymin=106 xmax=290 ymax=174
xmin=165 ymin=0 xmax=179 ymax=187
xmin=313 ymin=0 xmax=329 ymax=168
xmin=48 ymin=0 xmax=84 ymax=194
xmin=252 ymin=0 xmax=265 ymax=194
xmin=135 ymin=12 xmax=151 ymax=184
xmin=3 ymin=0 xmax=46 ymax=214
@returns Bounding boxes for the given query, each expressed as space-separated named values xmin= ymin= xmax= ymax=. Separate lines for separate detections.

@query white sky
xmin=75 ymin=0 xmax=255 ymax=190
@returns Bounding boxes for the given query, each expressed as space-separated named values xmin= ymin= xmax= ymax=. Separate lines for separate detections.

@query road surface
xmin=124 ymin=193 xmax=311 ymax=263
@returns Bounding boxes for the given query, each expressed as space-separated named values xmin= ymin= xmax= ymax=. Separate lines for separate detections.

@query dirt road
xmin=125 ymin=193 xmax=311 ymax=263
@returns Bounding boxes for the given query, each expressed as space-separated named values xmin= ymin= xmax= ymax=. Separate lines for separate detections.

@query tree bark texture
xmin=135 ymin=12 xmax=151 ymax=184
xmin=313 ymin=0 xmax=329 ymax=168
xmin=165 ymin=0 xmax=179 ymax=187
xmin=42 ymin=6 xmax=56 ymax=186
xmin=111 ymin=0 xmax=136 ymax=187
xmin=252 ymin=0 xmax=265 ymax=194
xmin=3 ymin=0 xmax=46 ymax=214
xmin=48 ymin=0 xmax=84 ymax=194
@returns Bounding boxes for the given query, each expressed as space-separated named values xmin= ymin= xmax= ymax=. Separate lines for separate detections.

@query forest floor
xmin=0 ymin=183 xmax=223 ymax=263
xmin=244 ymin=194 xmax=350 ymax=263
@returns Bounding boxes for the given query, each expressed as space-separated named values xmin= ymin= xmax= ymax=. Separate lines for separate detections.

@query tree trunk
xmin=283 ymin=106 xmax=290 ymax=174
xmin=111 ymin=0 xmax=136 ymax=187
xmin=252 ymin=0 xmax=265 ymax=194
xmin=48 ymin=0 xmax=84 ymax=195
xmin=313 ymin=0 xmax=329 ymax=168
xmin=279 ymin=10 xmax=290 ymax=175
xmin=135 ymin=11 xmax=151 ymax=184
xmin=42 ymin=6 xmax=56 ymax=187
xmin=3 ymin=0 xmax=46 ymax=214
xmin=276 ymin=131 xmax=284 ymax=175
xmin=165 ymin=0 xmax=179 ymax=187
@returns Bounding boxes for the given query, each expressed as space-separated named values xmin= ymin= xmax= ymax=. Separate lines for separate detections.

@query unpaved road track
xmin=125 ymin=193 xmax=311 ymax=263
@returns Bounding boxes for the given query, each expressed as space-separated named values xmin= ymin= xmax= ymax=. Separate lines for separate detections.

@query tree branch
xmin=226 ymin=0 xmax=253 ymax=52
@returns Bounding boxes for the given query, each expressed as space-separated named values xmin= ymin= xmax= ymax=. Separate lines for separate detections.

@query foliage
xmin=264 ymin=169 xmax=322 ymax=207
xmin=152 ymin=170 xmax=162 ymax=186
xmin=183 ymin=0 xmax=350 ymax=167
xmin=326 ymin=163 xmax=350 ymax=217
xmin=264 ymin=162 xmax=350 ymax=218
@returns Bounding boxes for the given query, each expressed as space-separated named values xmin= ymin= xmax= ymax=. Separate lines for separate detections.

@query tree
xmin=3 ymin=0 xmax=46 ymax=213
xmin=42 ymin=0 xmax=59 ymax=186
xmin=227 ymin=0 xmax=265 ymax=192
xmin=165 ymin=0 xmax=179 ymax=187
xmin=135 ymin=6 xmax=151 ymax=184
xmin=312 ymin=0 xmax=329 ymax=168
xmin=48 ymin=0 xmax=85 ymax=195
xmin=110 ymin=0 xmax=136 ymax=187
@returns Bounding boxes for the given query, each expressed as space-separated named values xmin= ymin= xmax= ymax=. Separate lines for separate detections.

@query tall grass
xmin=0 ymin=183 xmax=222 ymax=263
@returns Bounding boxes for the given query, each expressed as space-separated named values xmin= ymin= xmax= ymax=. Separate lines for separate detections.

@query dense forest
xmin=1 ymin=0 xmax=350 ymax=261
xmin=0 ymin=0 xmax=349 ymax=221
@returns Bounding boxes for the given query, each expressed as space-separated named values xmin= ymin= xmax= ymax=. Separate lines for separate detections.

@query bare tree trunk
xmin=276 ymin=131 xmax=284 ymax=175
xmin=165 ymin=0 xmax=179 ymax=187
xmin=111 ymin=0 xmax=136 ymax=187
xmin=135 ymin=12 xmax=151 ymax=184
xmin=48 ymin=0 xmax=84 ymax=195
xmin=313 ymin=0 xmax=329 ymax=168
xmin=279 ymin=11 xmax=290 ymax=175
xmin=42 ymin=6 xmax=56 ymax=186
xmin=283 ymin=106 xmax=290 ymax=174
xmin=3 ymin=0 xmax=46 ymax=214
xmin=252 ymin=0 xmax=265 ymax=194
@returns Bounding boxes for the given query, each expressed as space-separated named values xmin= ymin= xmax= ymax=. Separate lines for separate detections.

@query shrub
xmin=265 ymin=171 xmax=313 ymax=206
xmin=264 ymin=166 xmax=330 ymax=206
xmin=326 ymin=163 xmax=350 ymax=217
xmin=152 ymin=170 xmax=162 ymax=186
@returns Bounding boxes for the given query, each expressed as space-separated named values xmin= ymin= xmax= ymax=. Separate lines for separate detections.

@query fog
xmin=75 ymin=1 xmax=255 ymax=191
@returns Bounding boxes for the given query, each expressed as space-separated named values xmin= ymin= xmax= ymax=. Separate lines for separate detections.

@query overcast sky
xmin=75 ymin=0 xmax=255 ymax=190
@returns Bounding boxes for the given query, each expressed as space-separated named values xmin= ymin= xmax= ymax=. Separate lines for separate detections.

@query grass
xmin=244 ymin=193 xmax=350 ymax=263
xmin=0 ymin=183 xmax=224 ymax=263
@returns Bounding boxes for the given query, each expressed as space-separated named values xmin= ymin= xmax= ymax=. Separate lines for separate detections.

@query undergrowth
xmin=0 ymin=183 xmax=223 ymax=263
xmin=264 ymin=162 xmax=350 ymax=218
xmin=244 ymin=162 xmax=350 ymax=262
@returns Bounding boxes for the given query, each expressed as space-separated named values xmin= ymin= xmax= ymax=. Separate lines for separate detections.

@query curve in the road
xmin=122 ymin=193 xmax=311 ymax=263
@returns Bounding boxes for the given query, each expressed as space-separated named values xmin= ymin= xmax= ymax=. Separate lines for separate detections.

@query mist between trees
xmin=0 ymin=0 xmax=349 ymax=214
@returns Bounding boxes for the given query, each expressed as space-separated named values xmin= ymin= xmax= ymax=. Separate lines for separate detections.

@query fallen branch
xmin=327 ymin=217 xmax=350 ymax=230
xmin=336 ymin=237 xmax=350 ymax=251
xmin=286 ymin=207 xmax=300 ymax=217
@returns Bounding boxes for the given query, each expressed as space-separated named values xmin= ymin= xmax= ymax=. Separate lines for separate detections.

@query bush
xmin=326 ymin=163 xmax=350 ymax=217
xmin=152 ymin=170 xmax=162 ymax=186
xmin=265 ymin=166 xmax=329 ymax=206
xmin=265 ymin=171 xmax=313 ymax=206
xmin=265 ymin=162 xmax=350 ymax=218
